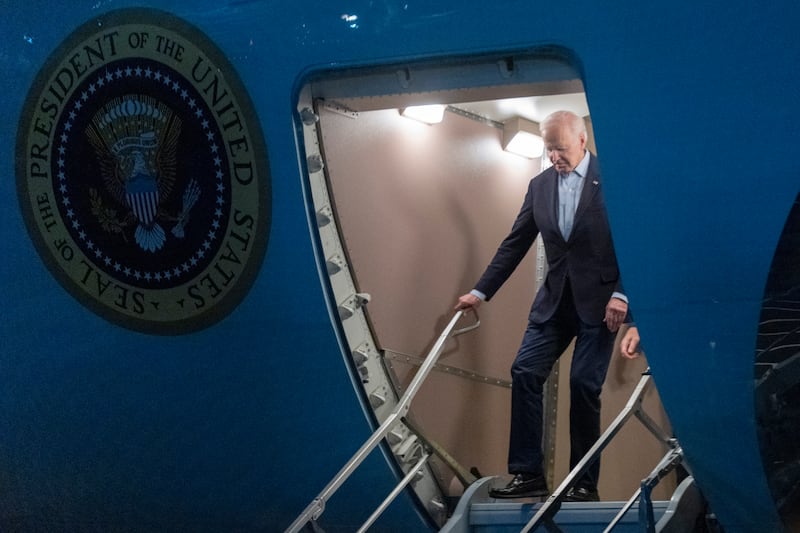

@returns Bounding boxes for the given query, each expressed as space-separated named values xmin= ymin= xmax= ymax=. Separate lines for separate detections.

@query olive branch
xmin=89 ymin=188 xmax=129 ymax=239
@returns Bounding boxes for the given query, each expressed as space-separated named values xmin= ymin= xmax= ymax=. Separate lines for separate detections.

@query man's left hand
xmin=604 ymin=297 xmax=628 ymax=332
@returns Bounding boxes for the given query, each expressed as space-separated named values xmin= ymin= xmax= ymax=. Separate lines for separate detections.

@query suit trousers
xmin=508 ymin=281 xmax=616 ymax=489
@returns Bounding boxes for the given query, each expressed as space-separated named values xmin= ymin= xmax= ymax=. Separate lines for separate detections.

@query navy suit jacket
xmin=474 ymin=153 xmax=623 ymax=326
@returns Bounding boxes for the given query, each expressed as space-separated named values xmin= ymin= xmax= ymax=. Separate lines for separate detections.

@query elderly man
xmin=455 ymin=110 xmax=628 ymax=502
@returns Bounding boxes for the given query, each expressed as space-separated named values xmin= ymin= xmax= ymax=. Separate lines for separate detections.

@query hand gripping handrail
xmin=285 ymin=310 xmax=479 ymax=533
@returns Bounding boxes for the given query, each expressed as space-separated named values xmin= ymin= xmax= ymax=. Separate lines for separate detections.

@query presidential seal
xmin=16 ymin=8 xmax=270 ymax=334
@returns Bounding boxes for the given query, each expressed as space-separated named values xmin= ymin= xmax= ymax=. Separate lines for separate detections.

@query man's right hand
xmin=620 ymin=326 xmax=642 ymax=359
xmin=455 ymin=293 xmax=482 ymax=311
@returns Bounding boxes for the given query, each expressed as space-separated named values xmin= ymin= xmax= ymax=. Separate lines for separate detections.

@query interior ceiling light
xmin=400 ymin=104 xmax=446 ymax=124
xmin=502 ymin=116 xmax=544 ymax=158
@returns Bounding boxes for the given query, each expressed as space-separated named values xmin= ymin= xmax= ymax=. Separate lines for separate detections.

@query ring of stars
xmin=56 ymin=61 xmax=228 ymax=287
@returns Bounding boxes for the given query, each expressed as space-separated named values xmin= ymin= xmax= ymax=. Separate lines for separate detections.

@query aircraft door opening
xmin=296 ymin=51 xmax=675 ymax=528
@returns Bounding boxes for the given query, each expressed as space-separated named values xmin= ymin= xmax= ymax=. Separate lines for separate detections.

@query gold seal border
xmin=16 ymin=8 xmax=271 ymax=335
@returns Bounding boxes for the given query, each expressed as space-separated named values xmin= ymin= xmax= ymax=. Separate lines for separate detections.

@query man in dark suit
xmin=455 ymin=110 xmax=628 ymax=502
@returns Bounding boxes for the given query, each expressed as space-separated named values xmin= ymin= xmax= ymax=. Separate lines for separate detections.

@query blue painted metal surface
xmin=2 ymin=1 xmax=799 ymax=531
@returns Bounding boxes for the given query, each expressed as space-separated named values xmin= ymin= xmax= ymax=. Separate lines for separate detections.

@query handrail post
xmin=602 ymin=445 xmax=683 ymax=533
xmin=285 ymin=310 xmax=478 ymax=533
xmin=639 ymin=480 xmax=656 ymax=533
xmin=521 ymin=371 xmax=654 ymax=533
xmin=356 ymin=451 xmax=432 ymax=533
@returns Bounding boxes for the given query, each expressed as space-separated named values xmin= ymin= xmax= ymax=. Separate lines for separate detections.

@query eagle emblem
xmin=85 ymin=95 xmax=198 ymax=252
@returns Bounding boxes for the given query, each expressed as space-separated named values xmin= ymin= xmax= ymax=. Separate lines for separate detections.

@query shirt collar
xmin=573 ymin=150 xmax=590 ymax=178
xmin=558 ymin=150 xmax=590 ymax=180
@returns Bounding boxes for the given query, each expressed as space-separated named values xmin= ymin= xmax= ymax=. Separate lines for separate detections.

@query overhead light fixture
xmin=502 ymin=116 xmax=544 ymax=158
xmin=400 ymin=104 xmax=446 ymax=124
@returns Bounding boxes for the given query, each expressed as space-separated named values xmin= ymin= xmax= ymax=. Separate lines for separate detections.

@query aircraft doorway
xmin=297 ymin=52 xmax=675 ymax=525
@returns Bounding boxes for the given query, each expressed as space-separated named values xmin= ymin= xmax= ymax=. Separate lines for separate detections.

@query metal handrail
xmin=521 ymin=369 xmax=671 ymax=533
xmin=602 ymin=445 xmax=683 ymax=533
xmin=285 ymin=310 xmax=479 ymax=533
xmin=356 ymin=451 xmax=432 ymax=533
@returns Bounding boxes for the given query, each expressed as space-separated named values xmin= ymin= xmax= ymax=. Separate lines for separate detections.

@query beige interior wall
xmin=318 ymin=103 xmax=676 ymax=501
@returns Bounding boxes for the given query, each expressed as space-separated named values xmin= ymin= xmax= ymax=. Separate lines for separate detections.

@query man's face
xmin=543 ymin=123 xmax=586 ymax=174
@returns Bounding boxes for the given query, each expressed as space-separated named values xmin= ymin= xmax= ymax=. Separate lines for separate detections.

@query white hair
xmin=539 ymin=110 xmax=587 ymax=137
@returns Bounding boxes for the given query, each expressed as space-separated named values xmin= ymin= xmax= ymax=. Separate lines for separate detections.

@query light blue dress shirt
xmin=558 ymin=151 xmax=591 ymax=239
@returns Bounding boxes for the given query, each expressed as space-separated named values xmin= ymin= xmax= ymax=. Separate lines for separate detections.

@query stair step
xmin=441 ymin=477 xmax=669 ymax=533
xmin=470 ymin=500 xmax=668 ymax=532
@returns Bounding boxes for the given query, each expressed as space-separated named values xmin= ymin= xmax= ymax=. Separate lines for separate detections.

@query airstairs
xmin=439 ymin=370 xmax=710 ymax=532
xmin=440 ymin=476 xmax=699 ymax=533
xmin=286 ymin=311 xmax=712 ymax=532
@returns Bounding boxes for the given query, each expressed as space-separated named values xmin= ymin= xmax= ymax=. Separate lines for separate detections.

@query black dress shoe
xmin=489 ymin=474 xmax=549 ymax=498
xmin=564 ymin=486 xmax=599 ymax=502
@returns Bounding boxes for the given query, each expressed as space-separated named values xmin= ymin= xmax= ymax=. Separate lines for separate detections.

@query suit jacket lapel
xmin=543 ymin=168 xmax=563 ymax=241
xmin=572 ymin=154 xmax=600 ymax=228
